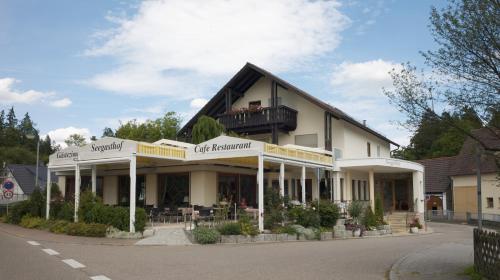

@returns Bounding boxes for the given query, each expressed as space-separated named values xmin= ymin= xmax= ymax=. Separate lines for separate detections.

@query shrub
xmin=374 ymin=194 xmax=384 ymax=224
xmin=317 ymin=200 xmax=340 ymax=228
xmin=56 ymin=202 xmax=74 ymax=222
xmin=272 ymin=225 xmax=297 ymax=235
xmin=217 ymin=222 xmax=242 ymax=235
xmin=409 ymin=217 xmax=423 ymax=229
xmin=362 ymin=206 xmax=377 ymax=230
xmin=287 ymin=206 xmax=320 ymax=228
xmin=79 ymin=191 xmax=101 ymax=223
xmin=135 ymin=208 xmax=147 ymax=232
xmin=347 ymin=201 xmax=364 ymax=224
xmin=6 ymin=200 xmax=31 ymax=224
xmin=193 ymin=227 xmax=220 ymax=244
xmin=20 ymin=215 xmax=46 ymax=229
xmin=264 ymin=187 xmax=285 ymax=230
xmin=49 ymin=220 xmax=70 ymax=234
xmin=28 ymin=187 xmax=45 ymax=218
xmin=66 ymin=222 xmax=107 ymax=237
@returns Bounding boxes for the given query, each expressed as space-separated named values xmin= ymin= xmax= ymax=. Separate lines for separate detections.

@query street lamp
xmin=26 ymin=134 xmax=40 ymax=189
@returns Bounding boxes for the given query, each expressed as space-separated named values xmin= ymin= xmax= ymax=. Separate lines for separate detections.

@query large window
xmin=81 ymin=176 xmax=104 ymax=198
xmin=217 ymin=173 xmax=256 ymax=208
xmin=486 ymin=197 xmax=493 ymax=208
xmin=118 ymin=175 xmax=146 ymax=207
xmin=158 ymin=173 xmax=190 ymax=209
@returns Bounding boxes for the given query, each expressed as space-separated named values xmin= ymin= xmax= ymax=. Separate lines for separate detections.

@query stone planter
xmin=363 ymin=230 xmax=379 ymax=237
xmin=254 ymin=233 xmax=276 ymax=242
xmin=333 ymin=225 xmax=347 ymax=239
xmin=320 ymin=232 xmax=333 ymax=240
xmin=220 ymin=235 xmax=238 ymax=243
xmin=276 ymin=233 xmax=288 ymax=242
xmin=353 ymin=229 xmax=361 ymax=237
xmin=237 ymin=235 xmax=255 ymax=243
xmin=410 ymin=227 xmax=419 ymax=234
xmin=287 ymin=234 xmax=298 ymax=241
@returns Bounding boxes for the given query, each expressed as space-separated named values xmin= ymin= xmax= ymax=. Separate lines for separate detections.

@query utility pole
xmin=476 ymin=146 xmax=482 ymax=230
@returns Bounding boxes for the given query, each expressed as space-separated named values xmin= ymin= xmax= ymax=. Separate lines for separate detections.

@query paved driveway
xmin=0 ymin=222 xmax=473 ymax=280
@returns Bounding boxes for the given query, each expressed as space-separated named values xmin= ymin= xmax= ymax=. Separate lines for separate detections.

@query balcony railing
xmin=218 ymin=105 xmax=297 ymax=133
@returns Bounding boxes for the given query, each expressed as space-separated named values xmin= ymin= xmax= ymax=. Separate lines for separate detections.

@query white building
xmin=47 ymin=63 xmax=425 ymax=232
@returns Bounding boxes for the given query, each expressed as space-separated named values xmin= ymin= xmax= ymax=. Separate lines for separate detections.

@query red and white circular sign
xmin=3 ymin=190 xmax=13 ymax=199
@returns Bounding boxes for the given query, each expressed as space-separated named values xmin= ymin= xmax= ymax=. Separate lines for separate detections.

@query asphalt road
xmin=0 ymin=222 xmax=473 ymax=280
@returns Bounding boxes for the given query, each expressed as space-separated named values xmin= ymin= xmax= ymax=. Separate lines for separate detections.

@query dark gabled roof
xmin=6 ymin=164 xmax=57 ymax=194
xmin=178 ymin=62 xmax=399 ymax=146
xmin=417 ymin=156 xmax=455 ymax=193
xmin=449 ymin=128 xmax=500 ymax=176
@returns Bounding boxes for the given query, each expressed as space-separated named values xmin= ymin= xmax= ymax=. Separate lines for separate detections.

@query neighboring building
xmin=450 ymin=128 xmax=499 ymax=219
xmin=48 ymin=63 xmax=425 ymax=233
xmin=418 ymin=156 xmax=455 ymax=213
xmin=1 ymin=164 xmax=56 ymax=203
xmin=420 ymin=128 xmax=500 ymax=220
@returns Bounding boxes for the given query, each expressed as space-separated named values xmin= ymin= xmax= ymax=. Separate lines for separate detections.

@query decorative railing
xmin=218 ymin=105 xmax=297 ymax=132
xmin=264 ymin=143 xmax=332 ymax=165
xmin=137 ymin=143 xmax=186 ymax=159
xmin=474 ymin=229 xmax=500 ymax=279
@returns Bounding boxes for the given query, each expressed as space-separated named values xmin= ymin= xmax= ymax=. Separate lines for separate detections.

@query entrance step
xmin=387 ymin=212 xmax=410 ymax=233
xmin=135 ymin=226 xmax=192 ymax=246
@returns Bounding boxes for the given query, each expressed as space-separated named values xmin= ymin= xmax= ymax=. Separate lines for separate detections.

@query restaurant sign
xmin=79 ymin=137 xmax=137 ymax=161
xmin=48 ymin=146 xmax=80 ymax=167
xmin=188 ymin=136 xmax=263 ymax=160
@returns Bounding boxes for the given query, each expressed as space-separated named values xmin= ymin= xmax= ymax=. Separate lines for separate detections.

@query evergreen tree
xmin=3 ymin=107 xmax=21 ymax=147
xmin=102 ymin=127 xmax=115 ymax=137
xmin=19 ymin=112 xmax=38 ymax=150
xmin=0 ymin=110 xmax=5 ymax=145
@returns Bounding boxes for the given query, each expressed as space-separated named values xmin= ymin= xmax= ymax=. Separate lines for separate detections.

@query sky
xmin=0 ymin=0 xmax=446 ymax=148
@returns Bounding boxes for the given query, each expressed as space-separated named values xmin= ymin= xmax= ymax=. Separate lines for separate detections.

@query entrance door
xmin=394 ymin=179 xmax=409 ymax=211
xmin=383 ymin=181 xmax=393 ymax=212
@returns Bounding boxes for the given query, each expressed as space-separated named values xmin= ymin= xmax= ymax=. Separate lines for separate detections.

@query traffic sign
xmin=2 ymin=180 xmax=14 ymax=190
xmin=3 ymin=190 xmax=13 ymax=199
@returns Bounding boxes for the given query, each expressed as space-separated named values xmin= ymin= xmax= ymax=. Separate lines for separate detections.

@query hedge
xmin=193 ymin=227 xmax=220 ymax=244
xmin=66 ymin=223 xmax=107 ymax=237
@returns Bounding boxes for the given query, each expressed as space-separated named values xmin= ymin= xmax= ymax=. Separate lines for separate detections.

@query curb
xmin=388 ymin=251 xmax=411 ymax=280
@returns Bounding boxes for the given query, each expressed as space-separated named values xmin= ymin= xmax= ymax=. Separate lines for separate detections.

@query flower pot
xmin=410 ymin=227 xmax=419 ymax=234
xmin=353 ymin=229 xmax=361 ymax=237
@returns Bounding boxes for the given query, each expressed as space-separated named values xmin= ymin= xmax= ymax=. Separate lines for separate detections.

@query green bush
xmin=347 ymin=201 xmax=364 ymax=224
xmin=264 ymin=187 xmax=285 ymax=230
xmin=272 ymin=225 xmax=297 ymax=235
xmin=135 ymin=208 xmax=147 ymax=232
xmin=49 ymin=220 xmax=70 ymax=234
xmin=6 ymin=200 xmax=31 ymax=224
xmin=56 ymin=202 xmax=74 ymax=222
xmin=79 ymin=190 xmax=102 ymax=223
xmin=29 ymin=187 xmax=45 ymax=217
xmin=217 ymin=222 xmax=242 ymax=235
xmin=66 ymin=222 xmax=107 ymax=237
xmin=287 ymin=206 xmax=320 ymax=228
xmin=316 ymin=200 xmax=340 ymax=228
xmin=362 ymin=206 xmax=377 ymax=230
xmin=193 ymin=227 xmax=220 ymax=244
xmin=20 ymin=215 xmax=46 ymax=229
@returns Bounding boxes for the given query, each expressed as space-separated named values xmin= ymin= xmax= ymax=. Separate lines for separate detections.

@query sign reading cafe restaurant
xmin=188 ymin=136 xmax=264 ymax=160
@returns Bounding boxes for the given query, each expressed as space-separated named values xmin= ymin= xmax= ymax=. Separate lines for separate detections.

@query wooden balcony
xmin=218 ymin=105 xmax=297 ymax=134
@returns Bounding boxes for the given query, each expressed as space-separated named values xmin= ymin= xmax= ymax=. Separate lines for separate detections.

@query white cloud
xmin=190 ymin=98 xmax=208 ymax=110
xmin=85 ymin=0 xmax=349 ymax=96
xmin=50 ymin=98 xmax=72 ymax=108
xmin=331 ymin=59 xmax=400 ymax=96
xmin=0 ymin=77 xmax=72 ymax=107
xmin=45 ymin=126 xmax=91 ymax=148
xmin=329 ymin=59 xmax=410 ymax=146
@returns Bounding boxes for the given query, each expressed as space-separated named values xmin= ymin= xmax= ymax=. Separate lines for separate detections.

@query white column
xmin=45 ymin=168 xmax=51 ymax=220
xmin=279 ymin=162 xmax=285 ymax=198
xmin=74 ymin=164 xmax=80 ymax=222
xmin=129 ymin=154 xmax=137 ymax=233
xmin=334 ymin=172 xmax=340 ymax=202
xmin=316 ymin=168 xmax=321 ymax=201
xmin=257 ymin=154 xmax=264 ymax=232
xmin=91 ymin=165 xmax=97 ymax=194
xmin=442 ymin=192 xmax=447 ymax=214
xmin=369 ymin=169 xmax=375 ymax=209
xmin=412 ymin=171 xmax=424 ymax=214
xmin=301 ymin=165 xmax=306 ymax=205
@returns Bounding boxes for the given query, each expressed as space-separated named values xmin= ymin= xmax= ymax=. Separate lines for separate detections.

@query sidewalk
xmin=0 ymin=222 xmax=136 ymax=246
xmin=389 ymin=241 xmax=473 ymax=280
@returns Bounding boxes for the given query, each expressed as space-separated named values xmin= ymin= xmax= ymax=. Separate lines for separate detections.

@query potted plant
xmin=347 ymin=201 xmax=363 ymax=237
xmin=409 ymin=217 xmax=422 ymax=233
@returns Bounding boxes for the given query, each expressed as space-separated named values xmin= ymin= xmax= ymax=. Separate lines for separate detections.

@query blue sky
xmin=0 ymin=0 xmax=445 ymax=147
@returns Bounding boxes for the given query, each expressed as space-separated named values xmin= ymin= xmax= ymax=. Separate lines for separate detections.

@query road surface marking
xmin=42 ymin=248 xmax=60 ymax=255
xmin=27 ymin=241 xmax=40 ymax=246
xmin=90 ymin=276 xmax=112 ymax=280
xmin=62 ymin=259 xmax=86 ymax=269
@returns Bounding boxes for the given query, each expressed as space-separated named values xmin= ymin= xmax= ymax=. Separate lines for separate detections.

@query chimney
xmin=363 ymin=120 xmax=367 ymax=126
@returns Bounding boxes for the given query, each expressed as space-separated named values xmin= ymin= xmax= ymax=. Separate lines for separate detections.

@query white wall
xmin=190 ymin=171 xmax=217 ymax=206
xmin=452 ymin=173 xmax=500 ymax=214
xmin=341 ymin=121 xmax=391 ymax=159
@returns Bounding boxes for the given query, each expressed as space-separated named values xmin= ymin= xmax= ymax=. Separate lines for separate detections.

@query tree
xmin=191 ymin=115 xmax=225 ymax=144
xmin=114 ymin=112 xmax=181 ymax=142
xmin=384 ymin=0 xmax=499 ymax=152
xmin=423 ymin=0 xmax=500 ymax=123
xmin=18 ymin=112 xmax=38 ymax=150
xmin=64 ymin=134 xmax=87 ymax=147
xmin=0 ymin=110 xmax=5 ymax=145
xmin=102 ymin=127 xmax=115 ymax=137
xmin=3 ymin=107 xmax=20 ymax=147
